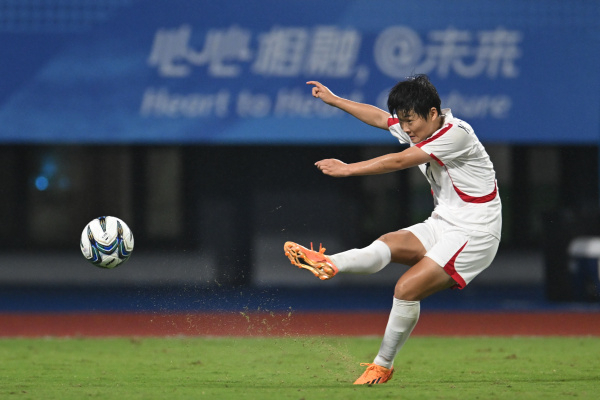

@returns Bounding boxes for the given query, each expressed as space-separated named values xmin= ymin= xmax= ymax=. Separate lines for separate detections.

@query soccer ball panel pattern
xmin=80 ymin=216 xmax=134 ymax=269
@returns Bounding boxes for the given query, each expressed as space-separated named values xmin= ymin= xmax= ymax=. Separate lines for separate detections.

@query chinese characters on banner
xmin=142 ymin=24 xmax=521 ymax=121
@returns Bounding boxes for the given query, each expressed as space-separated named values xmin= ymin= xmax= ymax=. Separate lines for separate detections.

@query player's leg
xmin=284 ymin=229 xmax=427 ymax=280
xmin=283 ymin=239 xmax=393 ymax=279
xmin=357 ymin=227 xmax=499 ymax=384
xmin=355 ymin=219 xmax=448 ymax=384
xmin=354 ymin=257 xmax=453 ymax=384
xmin=393 ymin=254 xmax=456 ymax=301
xmin=378 ymin=229 xmax=428 ymax=266
xmin=332 ymin=229 xmax=428 ymax=272
xmin=371 ymin=257 xmax=454 ymax=369
xmin=329 ymin=240 xmax=391 ymax=274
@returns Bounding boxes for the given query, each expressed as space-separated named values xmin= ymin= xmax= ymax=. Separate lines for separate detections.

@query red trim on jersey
xmin=408 ymin=121 xmax=496 ymax=204
xmin=453 ymin=181 xmax=498 ymax=203
xmin=416 ymin=123 xmax=453 ymax=148
xmin=443 ymin=241 xmax=468 ymax=289
xmin=388 ymin=117 xmax=399 ymax=127
xmin=429 ymin=160 xmax=498 ymax=204
xmin=432 ymin=153 xmax=498 ymax=204
xmin=429 ymin=153 xmax=444 ymax=166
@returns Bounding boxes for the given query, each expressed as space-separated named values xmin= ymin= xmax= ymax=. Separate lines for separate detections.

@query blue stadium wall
xmin=0 ymin=0 xmax=599 ymax=145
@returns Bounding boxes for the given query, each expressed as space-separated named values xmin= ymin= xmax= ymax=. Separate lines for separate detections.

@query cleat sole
xmin=283 ymin=242 xmax=336 ymax=280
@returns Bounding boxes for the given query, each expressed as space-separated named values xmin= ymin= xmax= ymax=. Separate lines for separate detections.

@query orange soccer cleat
xmin=353 ymin=363 xmax=394 ymax=385
xmin=283 ymin=241 xmax=338 ymax=280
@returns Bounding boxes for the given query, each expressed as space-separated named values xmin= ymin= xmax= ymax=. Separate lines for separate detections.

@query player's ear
xmin=429 ymin=107 xmax=439 ymax=121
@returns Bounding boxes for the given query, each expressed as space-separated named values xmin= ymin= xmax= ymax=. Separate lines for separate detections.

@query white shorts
xmin=403 ymin=214 xmax=499 ymax=289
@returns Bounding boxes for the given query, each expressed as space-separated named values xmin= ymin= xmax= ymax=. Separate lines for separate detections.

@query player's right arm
xmin=307 ymin=81 xmax=390 ymax=130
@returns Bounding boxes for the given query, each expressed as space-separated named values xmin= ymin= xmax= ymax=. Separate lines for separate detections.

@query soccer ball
xmin=80 ymin=216 xmax=134 ymax=269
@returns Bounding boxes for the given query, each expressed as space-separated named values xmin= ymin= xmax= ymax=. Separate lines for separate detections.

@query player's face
xmin=398 ymin=108 xmax=443 ymax=144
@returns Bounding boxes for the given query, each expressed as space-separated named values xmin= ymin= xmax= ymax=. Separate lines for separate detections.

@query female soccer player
xmin=284 ymin=75 xmax=502 ymax=385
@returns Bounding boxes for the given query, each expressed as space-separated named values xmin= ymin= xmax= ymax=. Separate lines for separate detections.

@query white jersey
xmin=388 ymin=109 xmax=502 ymax=239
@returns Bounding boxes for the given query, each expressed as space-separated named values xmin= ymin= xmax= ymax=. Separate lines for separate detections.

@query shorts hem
xmin=425 ymin=254 xmax=468 ymax=290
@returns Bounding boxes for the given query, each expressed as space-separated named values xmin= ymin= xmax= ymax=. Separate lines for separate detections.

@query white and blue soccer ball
xmin=80 ymin=216 xmax=134 ymax=269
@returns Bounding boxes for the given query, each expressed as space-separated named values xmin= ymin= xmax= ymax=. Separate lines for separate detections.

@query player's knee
xmin=378 ymin=231 xmax=424 ymax=266
xmin=393 ymin=280 xmax=420 ymax=301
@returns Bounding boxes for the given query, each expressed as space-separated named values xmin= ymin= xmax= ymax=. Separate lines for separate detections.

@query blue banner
xmin=0 ymin=0 xmax=599 ymax=144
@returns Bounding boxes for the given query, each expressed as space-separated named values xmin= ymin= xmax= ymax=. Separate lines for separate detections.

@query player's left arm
xmin=315 ymin=146 xmax=431 ymax=177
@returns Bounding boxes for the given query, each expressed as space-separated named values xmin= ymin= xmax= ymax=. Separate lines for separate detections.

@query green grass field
xmin=1 ymin=336 xmax=599 ymax=399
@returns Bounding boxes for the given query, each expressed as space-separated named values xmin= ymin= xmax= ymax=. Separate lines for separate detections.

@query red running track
xmin=1 ymin=311 xmax=599 ymax=337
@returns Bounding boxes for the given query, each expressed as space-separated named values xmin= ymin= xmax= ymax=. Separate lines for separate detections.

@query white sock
xmin=373 ymin=298 xmax=420 ymax=369
xmin=329 ymin=240 xmax=391 ymax=274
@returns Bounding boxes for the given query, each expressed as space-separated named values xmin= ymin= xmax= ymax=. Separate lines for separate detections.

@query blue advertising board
xmin=0 ymin=0 xmax=599 ymax=144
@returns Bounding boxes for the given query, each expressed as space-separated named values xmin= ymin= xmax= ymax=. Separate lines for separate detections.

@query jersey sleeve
xmin=416 ymin=124 xmax=472 ymax=165
xmin=387 ymin=117 xmax=412 ymax=145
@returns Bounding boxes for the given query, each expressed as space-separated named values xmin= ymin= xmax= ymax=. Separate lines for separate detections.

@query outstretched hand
xmin=307 ymin=81 xmax=338 ymax=105
xmin=315 ymin=159 xmax=351 ymax=177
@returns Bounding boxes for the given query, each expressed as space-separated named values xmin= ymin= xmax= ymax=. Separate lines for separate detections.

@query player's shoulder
xmin=443 ymin=116 xmax=478 ymax=147
xmin=443 ymin=110 xmax=474 ymax=136
xmin=451 ymin=120 xmax=475 ymax=136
